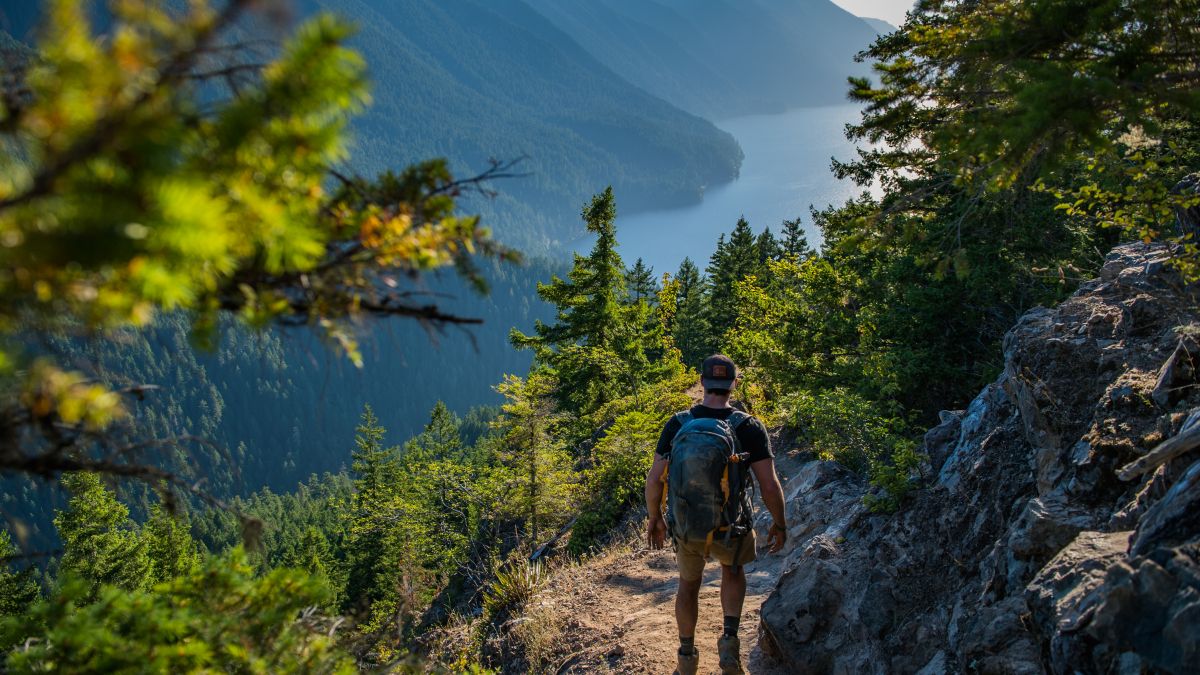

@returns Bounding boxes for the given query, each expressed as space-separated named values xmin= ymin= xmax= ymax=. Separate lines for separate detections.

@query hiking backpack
xmin=663 ymin=410 xmax=755 ymax=551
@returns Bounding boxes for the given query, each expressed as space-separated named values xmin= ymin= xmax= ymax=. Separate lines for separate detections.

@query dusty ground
xmin=544 ymin=543 xmax=788 ymax=674
xmin=537 ymin=444 xmax=805 ymax=674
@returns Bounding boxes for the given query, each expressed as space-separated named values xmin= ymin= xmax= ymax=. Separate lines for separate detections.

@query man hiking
xmin=645 ymin=354 xmax=788 ymax=675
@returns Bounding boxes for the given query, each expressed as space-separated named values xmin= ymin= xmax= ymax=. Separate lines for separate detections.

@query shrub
xmin=568 ymin=410 xmax=664 ymax=554
xmin=787 ymin=388 xmax=923 ymax=510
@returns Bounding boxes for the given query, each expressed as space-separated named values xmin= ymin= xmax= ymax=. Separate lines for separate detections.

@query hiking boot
xmin=717 ymin=634 xmax=744 ymax=675
xmin=674 ymin=647 xmax=699 ymax=675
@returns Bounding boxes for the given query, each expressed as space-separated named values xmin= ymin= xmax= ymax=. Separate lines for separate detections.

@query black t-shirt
xmin=654 ymin=405 xmax=773 ymax=464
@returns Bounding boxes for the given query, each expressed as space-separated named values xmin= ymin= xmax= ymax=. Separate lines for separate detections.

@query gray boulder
xmin=759 ymin=243 xmax=1200 ymax=673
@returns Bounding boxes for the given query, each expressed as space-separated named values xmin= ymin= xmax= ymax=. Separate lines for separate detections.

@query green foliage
xmin=343 ymin=405 xmax=403 ymax=619
xmin=569 ymin=410 xmax=665 ymax=554
xmin=624 ymin=258 xmax=659 ymax=305
xmin=843 ymin=0 xmax=1200 ymax=275
xmin=672 ymin=257 xmax=712 ymax=369
xmin=2 ymin=549 xmax=353 ymax=673
xmin=494 ymin=373 xmax=578 ymax=546
xmin=143 ymin=506 xmax=201 ymax=586
xmin=706 ymin=218 xmax=765 ymax=343
xmin=863 ymin=442 xmax=923 ymax=514
xmin=512 ymin=188 xmax=679 ymax=443
xmin=0 ymin=532 xmax=38 ymax=620
xmin=53 ymin=473 xmax=151 ymax=602
xmin=786 ymin=388 xmax=921 ymax=509
xmin=786 ymin=389 xmax=908 ymax=474
xmin=1 ymin=0 xmax=513 ymax=490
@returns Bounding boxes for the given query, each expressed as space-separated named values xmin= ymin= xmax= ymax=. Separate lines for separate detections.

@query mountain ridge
xmin=523 ymin=0 xmax=880 ymax=119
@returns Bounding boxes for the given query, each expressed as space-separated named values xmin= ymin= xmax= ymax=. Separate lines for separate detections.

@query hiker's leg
xmin=719 ymin=563 xmax=747 ymax=619
xmin=676 ymin=575 xmax=702 ymax=638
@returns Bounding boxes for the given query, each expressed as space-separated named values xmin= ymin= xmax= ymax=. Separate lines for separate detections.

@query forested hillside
xmin=3 ymin=0 xmax=745 ymax=250
xmin=303 ymin=0 xmax=744 ymax=249
xmin=522 ymin=0 xmax=880 ymax=119
xmin=2 ymin=257 xmax=562 ymax=550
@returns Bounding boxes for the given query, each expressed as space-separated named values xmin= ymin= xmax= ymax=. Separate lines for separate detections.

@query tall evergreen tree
xmin=706 ymin=217 xmax=763 ymax=347
xmin=401 ymin=401 xmax=473 ymax=576
xmin=624 ymin=258 xmax=659 ymax=305
xmin=404 ymin=401 xmax=463 ymax=463
xmin=511 ymin=188 xmax=654 ymax=420
xmin=755 ymin=226 xmax=782 ymax=266
xmin=781 ymin=217 xmax=813 ymax=259
xmin=673 ymin=257 xmax=712 ymax=369
xmin=495 ymin=374 xmax=577 ymax=546
xmin=144 ymin=506 xmax=202 ymax=585
xmin=342 ymin=405 xmax=402 ymax=614
xmin=0 ymin=531 xmax=39 ymax=618
xmin=54 ymin=473 xmax=151 ymax=601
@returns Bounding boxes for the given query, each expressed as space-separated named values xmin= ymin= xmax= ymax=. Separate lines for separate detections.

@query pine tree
xmin=144 ymin=506 xmax=202 ymax=585
xmin=755 ymin=226 xmax=782 ymax=266
xmin=706 ymin=217 xmax=762 ymax=347
xmin=511 ymin=188 xmax=654 ymax=419
xmin=673 ymin=257 xmax=712 ymax=369
xmin=404 ymin=401 xmax=463 ymax=463
xmin=495 ymin=373 xmax=577 ymax=546
xmin=781 ymin=217 xmax=813 ymax=259
xmin=624 ymin=258 xmax=659 ymax=305
xmin=54 ymin=473 xmax=151 ymax=601
xmin=401 ymin=402 xmax=473 ymax=576
xmin=0 ymin=531 xmax=39 ymax=618
xmin=342 ymin=405 xmax=402 ymax=614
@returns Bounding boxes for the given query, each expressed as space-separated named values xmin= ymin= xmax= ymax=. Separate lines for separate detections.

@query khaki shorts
xmin=674 ymin=529 xmax=757 ymax=581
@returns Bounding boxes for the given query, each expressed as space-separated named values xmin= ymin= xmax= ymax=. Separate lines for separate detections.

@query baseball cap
xmin=701 ymin=354 xmax=737 ymax=389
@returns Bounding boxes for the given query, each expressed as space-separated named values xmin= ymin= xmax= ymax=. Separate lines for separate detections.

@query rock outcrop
xmin=760 ymin=243 xmax=1200 ymax=674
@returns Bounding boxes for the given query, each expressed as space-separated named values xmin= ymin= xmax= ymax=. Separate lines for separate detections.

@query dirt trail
xmin=546 ymin=445 xmax=804 ymax=674
xmin=550 ymin=542 xmax=789 ymax=674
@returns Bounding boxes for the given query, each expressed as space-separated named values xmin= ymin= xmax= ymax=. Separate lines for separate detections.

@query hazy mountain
xmin=522 ymin=0 xmax=881 ymax=119
xmin=5 ymin=0 xmax=745 ymax=250
xmin=287 ymin=0 xmax=741 ymax=249
xmin=860 ymin=16 xmax=899 ymax=34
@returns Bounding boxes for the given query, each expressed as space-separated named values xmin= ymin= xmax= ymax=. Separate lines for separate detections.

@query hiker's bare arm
xmin=645 ymin=455 xmax=668 ymax=549
xmin=751 ymin=459 xmax=788 ymax=553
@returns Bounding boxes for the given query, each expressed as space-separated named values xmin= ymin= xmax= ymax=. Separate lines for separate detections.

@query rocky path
xmin=548 ymin=542 xmax=788 ymax=675
xmin=545 ymin=445 xmax=805 ymax=674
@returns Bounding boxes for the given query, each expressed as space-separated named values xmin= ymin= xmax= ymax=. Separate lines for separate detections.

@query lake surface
xmin=599 ymin=103 xmax=869 ymax=276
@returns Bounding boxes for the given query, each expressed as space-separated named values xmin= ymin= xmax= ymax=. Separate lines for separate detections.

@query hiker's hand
xmin=767 ymin=522 xmax=787 ymax=554
xmin=647 ymin=517 xmax=667 ymax=550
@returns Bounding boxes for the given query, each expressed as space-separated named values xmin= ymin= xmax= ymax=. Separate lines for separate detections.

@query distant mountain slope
xmin=860 ymin=16 xmax=898 ymax=34
xmin=7 ymin=0 xmax=744 ymax=250
xmin=299 ymin=0 xmax=742 ymax=248
xmin=522 ymin=0 xmax=881 ymax=119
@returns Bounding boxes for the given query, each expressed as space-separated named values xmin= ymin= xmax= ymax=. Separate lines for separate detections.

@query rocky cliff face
xmin=760 ymin=243 xmax=1200 ymax=674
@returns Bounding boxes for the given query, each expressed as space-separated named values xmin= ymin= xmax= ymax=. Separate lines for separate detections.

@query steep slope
xmin=300 ymin=0 xmax=742 ymax=249
xmin=522 ymin=0 xmax=880 ymax=119
xmin=760 ymin=243 xmax=1200 ymax=673
xmin=860 ymin=17 xmax=898 ymax=34
xmin=9 ymin=0 xmax=744 ymax=249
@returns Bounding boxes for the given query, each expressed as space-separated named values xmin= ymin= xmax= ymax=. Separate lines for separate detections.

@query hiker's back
xmin=665 ymin=410 xmax=753 ymax=544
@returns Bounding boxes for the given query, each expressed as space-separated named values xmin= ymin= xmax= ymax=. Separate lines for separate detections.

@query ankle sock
xmin=723 ymin=615 xmax=740 ymax=637
xmin=679 ymin=636 xmax=695 ymax=655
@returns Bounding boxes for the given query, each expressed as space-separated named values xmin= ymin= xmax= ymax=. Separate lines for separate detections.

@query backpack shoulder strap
xmin=727 ymin=410 xmax=752 ymax=430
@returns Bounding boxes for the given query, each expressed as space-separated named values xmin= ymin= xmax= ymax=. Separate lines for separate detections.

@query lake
xmin=600 ymin=103 xmax=869 ymax=276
